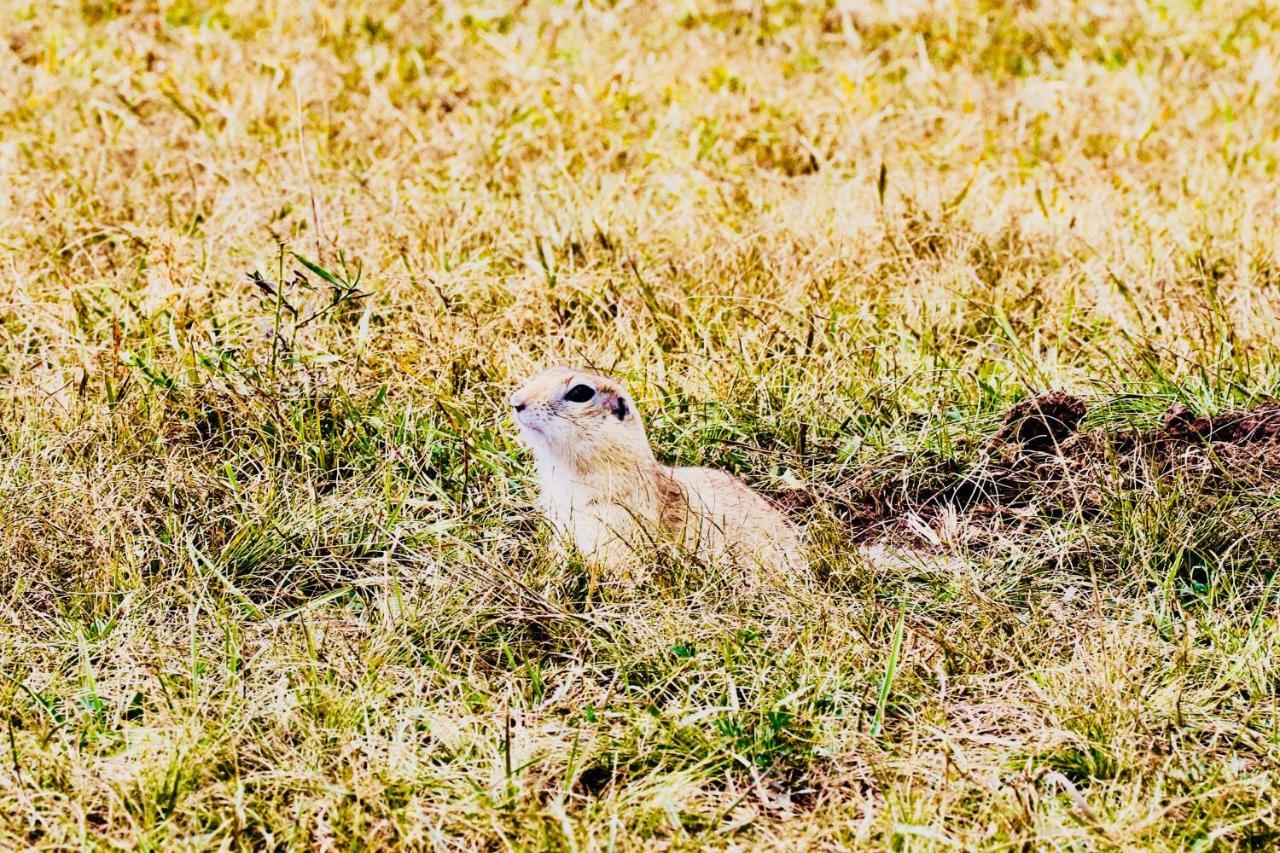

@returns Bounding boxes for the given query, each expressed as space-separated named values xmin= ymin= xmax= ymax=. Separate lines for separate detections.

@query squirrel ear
xmin=612 ymin=395 xmax=629 ymax=421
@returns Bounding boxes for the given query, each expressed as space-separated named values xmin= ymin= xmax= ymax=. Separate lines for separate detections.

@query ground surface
xmin=2 ymin=0 xmax=1280 ymax=848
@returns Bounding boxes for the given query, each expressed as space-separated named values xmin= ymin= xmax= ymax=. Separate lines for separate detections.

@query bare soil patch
xmin=799 ymin=394 xmax=1280 ymax=542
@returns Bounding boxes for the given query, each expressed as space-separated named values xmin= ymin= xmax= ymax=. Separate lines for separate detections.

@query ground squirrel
xmin=510 ymin=367 xmax=806 ymax=576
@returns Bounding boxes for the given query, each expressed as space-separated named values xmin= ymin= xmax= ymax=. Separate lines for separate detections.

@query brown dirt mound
xmin=797 ymin=394 xmax=1280 ymax=544
xmin=1160 ymin=403 xmax=1280 ymax=445
xmin=989 ymin=391 xmax=1088 ymax=454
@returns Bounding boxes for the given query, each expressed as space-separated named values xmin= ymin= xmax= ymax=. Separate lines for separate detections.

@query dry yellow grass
xmin=2 ymin=0 xmax=1280 ymax=848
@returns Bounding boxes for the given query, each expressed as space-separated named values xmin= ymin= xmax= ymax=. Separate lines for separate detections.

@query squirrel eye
xmin=563 ymin=384 xmax=596 ymax=403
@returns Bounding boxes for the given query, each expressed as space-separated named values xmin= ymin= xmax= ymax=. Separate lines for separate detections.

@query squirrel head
xmin=509 ymin=367 xmax=652 ymax=470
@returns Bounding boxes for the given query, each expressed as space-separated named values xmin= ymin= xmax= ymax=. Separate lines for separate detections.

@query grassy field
xmin=2 ymin=0 xmax=1280 ymax=847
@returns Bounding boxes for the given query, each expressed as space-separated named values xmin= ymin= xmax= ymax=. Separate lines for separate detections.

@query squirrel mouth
xmin=515 ymin=413 xmax=545 ymax=435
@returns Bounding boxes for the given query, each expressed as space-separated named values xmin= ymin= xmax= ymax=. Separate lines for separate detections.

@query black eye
xmin=564 ymin=384 xmax=595 ymax=403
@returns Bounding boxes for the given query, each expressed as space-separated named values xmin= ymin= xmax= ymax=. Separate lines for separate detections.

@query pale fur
xmin=510 ymin=367 xmax=806 ymax=576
